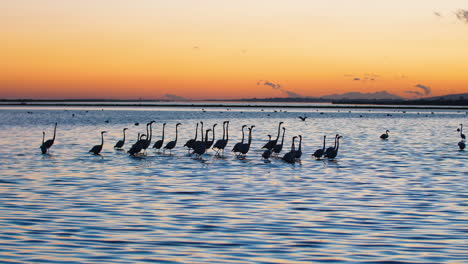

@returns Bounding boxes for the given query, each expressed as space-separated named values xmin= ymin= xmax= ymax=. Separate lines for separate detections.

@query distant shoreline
xmin=1 ymin=101 xmax=468 ymax=110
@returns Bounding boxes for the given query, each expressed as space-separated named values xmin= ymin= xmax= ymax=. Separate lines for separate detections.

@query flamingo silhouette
xmin=232 ymin=125 xmax=247 ymax=155
xmin=263 ymin=122 xmax=283 ymax=150
xmin=43 ymin=122 xmax=57 ymax=153
xmin=163 ymin=123 xmax=181 ymax=154
xmin=89 ymin=131 xmax=107 ymax=155
xmin=282 ymin=136 xmax=297 ymax=164
xmin=152 ymin=123 xmax=166 ymax=151
xmin=114 ymin=128 xmax=128 ymax=149
xmin=313 ymin=135 xmax=326 ymax=159
xmin=325 ymin=136 xmax=342 ymax=159
xmin=380 ymin=130 xmax=389 ymax=140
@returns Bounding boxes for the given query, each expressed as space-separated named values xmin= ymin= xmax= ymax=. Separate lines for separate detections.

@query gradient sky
xmin=2 ymin=0 xmax=467 ymax=99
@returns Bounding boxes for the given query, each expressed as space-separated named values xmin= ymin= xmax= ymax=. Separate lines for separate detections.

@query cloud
xmin=434 ymin=11 xmax=442 ymax=17
xmin=405 ymin=90 xmax=423 ymax=96
xmin=163 ymin=94 xmax=188 ymax=101
xmin=353 ymin=78 xmax=361 ymax=81
xmin=257 ymin=80 xmax=302 ymax=98
xmin=415 ymin=84 xmax=432 ymax=96
xmin=405 ymin=84 xmax=432 ymax=97
xmin=345 ymin=73 xmax=379 ymax=82
xmin=263 ymin=81 xmax=281 ymax=89
xmin=455 ymin=9 xmax=468 ymax=23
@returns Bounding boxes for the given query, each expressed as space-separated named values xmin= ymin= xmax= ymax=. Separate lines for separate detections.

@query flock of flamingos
xmin=40 ymin=121 xmax=466 ymax=164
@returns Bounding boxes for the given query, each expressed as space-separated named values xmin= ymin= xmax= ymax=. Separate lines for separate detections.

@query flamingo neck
xmin=122 ymin=130 xmax=126 ymax=142
xmin=322 ymin=136 xmax=326 ymax=151
xmin=52 ymin=124 xmax=57 ymax=140
xmin=194 ymin=124 xmax=198 ymax=140
xmin=298 ymin=136 xmax=302 ymax=150
xmin=225 ymin=123 xmax=229 ymax=140
xmin=162 ymin=124 xmax=166 ymax=140
xmin=280 ymin=129 xmax=285 ymax=144
xmin=175 ymin=125 xmax=179 ymax=142
xmin=275 ymin=123 xmax=282 ymax=141
xmin=247 ymin=128 xmax=253 ymax=145
xmin=101 ymin=133 xmax=105 ymax=146
xmin=241 ymin=127 xmax=245 ymax=143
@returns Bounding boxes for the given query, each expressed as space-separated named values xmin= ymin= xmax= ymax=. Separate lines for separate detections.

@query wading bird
xmin=232 ymin=125 xmax=247 ymax=155
xmin=273 ymin=127 xmax=286 ymax=156
xmin=237 ymin=125 xmax=255 ymax=157
xmin=114 ymin=128 xmax=128 ymax=149
xmin=263 ymin=122 xmax=283 ymax=150
xmin=380 ymin=130 xmax=389 ymax=140
xmin=213 ymin=121 xmax=229 ymax=155
xmin=325 ymin=136 xmax=342 ymax=160
xmin=184 ymin=122 xmax=199 ymax=152
xmin=152 ymin=123 xmax=166 ymax=151
xmin=89 ymin=131 xmax=107 ymax=155
xmin=43 ymin=122 xmax=57 ymax=153
xmin=40 ymin=132 xmax=47 ymax=154
xmin=192 ymin=129 xmax=211 ymax=158
xmin=204 ymin=124 xmax=217 ymax=150
xmin=294 ymin=135 xmax=302 ymax=160
xmin=282 ymin=136 xmax=297 ymax=164
xmin=313 ymin=135 xmax=326 ymax=159
xmin=164 ymin=123 xmax=181 ymax=154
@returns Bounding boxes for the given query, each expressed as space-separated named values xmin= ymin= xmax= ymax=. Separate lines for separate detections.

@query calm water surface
xmin=0 ymin=106 xmax=467 ymax=263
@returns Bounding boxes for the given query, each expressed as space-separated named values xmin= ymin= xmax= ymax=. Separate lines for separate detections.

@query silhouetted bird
xmin=40 ymin=131 xmax=47 ymax=154
xmin=43 ymin=122 xmax=57 ymax=153
xmin=325 ymin=136 xmax=342 ymax=160
xmin=114 ymin=128 xmax=128 ymax=149
xmin=164 ymin=123 xmax=181 ymax=154
xmin=313 ymin=135 xmax=326 ymax=159
xmin=298 ymin=115 xmax=307 ymax=121
xmin=152 ymin=123 xmax=166 ymax=151
xmin=89 ymin=131 xmax=107 ymax=155
xmin=380 ymin=130 xmax=389 ymax=140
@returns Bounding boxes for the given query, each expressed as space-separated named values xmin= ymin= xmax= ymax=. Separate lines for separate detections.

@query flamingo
xmin=89 ymin=131 xmax=107 ymax=155
xmin=43 ymin=122 xmax=57 ymax=152
xmin=282 ymin=136 xmax=297 ymax=164
xmin=152 ymin=123 xmax=166 ymax=151
xmin=232 ymin=125 xmax=247 ymax=154
xmin=40 ymin=131 xmax=47 ymax=154
xmin=163 ymin=123 xmax=181 ymax=154
xmin=237 ymin=125 xmax=255 ymax=157
xmin=142 ymin=121 xmax=156 ymax=152
xmin=128 ymin=133 xmax=146 ymax=156
xmin=192 ymin=129 xmax=211 ymax=158
xmin=114 ymin=128 xmax=128 ymax=149
xmin=263 ymin=122 xmax=283 ymax=150
xmin=313 ymin=135 xmax=326 ymax=159
xmin=273 ymin=127 xmax=286 ymax=156
xmin=459 ymin=140 xmax=466 ymax=150
xmin=204 ymin=124 xmax=217 ymax=150
xmin=294 ymin=135 xmax=302 ymax=160
xmin=213 ymin=121 xmax=228 ymax=154
xmin=184 ymin=122 xmax=198 ymax=152
xmin=380 ymin=130 xmax=389 ymax=140
xmin=324 ymin=134 xmax=339 ymax=157
xmin=458 ymin=124 xmax=465 ymax=139
xmin=325 ymin=136 xmax=342 ymax=159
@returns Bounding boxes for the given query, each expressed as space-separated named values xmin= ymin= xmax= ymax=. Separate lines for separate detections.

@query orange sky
xmin=1 ymin=1 xmax=467 ymax=99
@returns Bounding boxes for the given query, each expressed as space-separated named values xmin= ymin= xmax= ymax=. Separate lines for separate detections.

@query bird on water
xmin=380 ymin=130 xmax=389 ymax=140
xmin=89 ymin=131 xmax=107 ymax=155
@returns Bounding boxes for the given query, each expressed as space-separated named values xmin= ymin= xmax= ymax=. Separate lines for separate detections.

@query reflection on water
xmin=0 ymin=107 xmax=466 ymax=263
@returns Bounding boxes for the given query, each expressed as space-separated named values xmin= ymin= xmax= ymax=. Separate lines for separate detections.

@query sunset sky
xmin=2 ymin=1 xmax=467 ymax=100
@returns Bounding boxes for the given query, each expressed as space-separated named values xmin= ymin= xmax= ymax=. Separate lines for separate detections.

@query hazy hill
xmin=321 ymin=91 xmax=402 ymax=100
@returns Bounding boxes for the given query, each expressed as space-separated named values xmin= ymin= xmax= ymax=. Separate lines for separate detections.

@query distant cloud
xmin=405 ymin=90 xmax=423 ymax=97
xmin=345 ymin=73 xmax=379 ymax=82
xmin=434 ymin=11 xmax=442 ymax=17
xmin=455 ymin=9 xmax=468 ymax=23
xmin=263 ymin=81 xmax=281 ymax=89
xmin=163 ymin=94 xmax=188 ymax=101
xmin=415 ymin=84 xmax=432 ymax=96
xmin=192 ymin=46 xmax=200 ymax=50
xmin=257 ymin=80 xmax=302 ymax=98
xmin=405 ymin=84 xmax=432 ymax=97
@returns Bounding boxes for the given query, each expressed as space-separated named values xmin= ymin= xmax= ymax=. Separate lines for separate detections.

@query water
xmin=0 ymin=106 xmax=466 ymax=263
